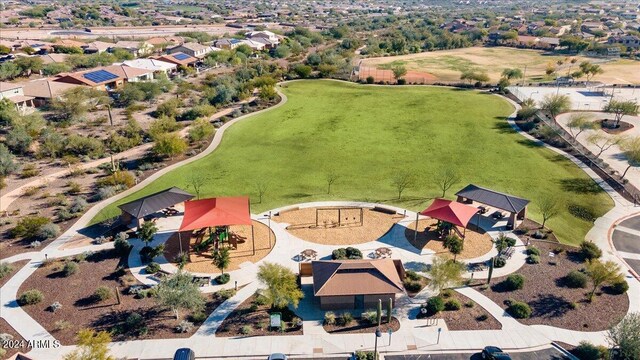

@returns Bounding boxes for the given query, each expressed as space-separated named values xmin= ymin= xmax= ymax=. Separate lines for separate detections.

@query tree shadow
xmin=529 ymin=293 xmax=572 ymax=318
xmin=565 ymin=251 xmax=586 ymax=264
xmin=516 ymin=139 xmax=543 ymax=148
xmin=493 ymin=121 xmax=516 ymax=134
xmin=558 ymin=178 xmax=604 ymax=194
xmin=490 ymin=280 xmax=517 ymax=293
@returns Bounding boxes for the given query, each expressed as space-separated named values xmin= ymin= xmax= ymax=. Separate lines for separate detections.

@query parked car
xmin=173 ymin=348 xmax=195 ymax=360
xmin=481 ymin=346 xmax=512 ymax=360
xmin=267 ymin=353 xmax=288 ymax=360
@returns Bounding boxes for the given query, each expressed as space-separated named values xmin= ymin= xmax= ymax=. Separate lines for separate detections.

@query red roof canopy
xmin=420 ymin=198 xmax=478 ymax=228
xmin=179 ymin=196 xmax=252 ymax=231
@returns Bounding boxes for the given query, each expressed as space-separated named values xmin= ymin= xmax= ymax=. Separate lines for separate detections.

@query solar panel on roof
xmin=83 ymin=69 xmax=118 ymax=84
xmin=173 ymin=53 xmax=190 ymax=60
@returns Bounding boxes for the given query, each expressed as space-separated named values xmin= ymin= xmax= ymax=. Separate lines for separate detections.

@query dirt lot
xmin=0 ymin=260 xmax=29 ymax=288
xmin=323 ymin=316 xmax=400 ymax=334
xmin=273 ymin=207 xmax=402 ymax=245
xmin=216 ymin=293 xmax=304 ymax=337
xmin=164 ymin=220 xmax=275 ymax=273
xmin=361 ymin=47 xmax=640 ymax=85
xmin=17 ymin=249 xmax=225 ymax=345
xmin=474 ymin=241 xmax=629 ymax=331
xmin=419 ymin=291 xmax=502 ymax=331
xmin=405 ymin=219 xmax=493 ymax=260
xmin=0 ymin=317 xmax=29 ymax=359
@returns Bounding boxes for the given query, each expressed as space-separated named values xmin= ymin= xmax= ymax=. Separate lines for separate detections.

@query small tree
xmin=433 ymin=168 xmax=460 ymax=198
xmin=391 ymin=171 xmax=415 ymax=200
xmin=188 ymin=174 xmax=209 ymax=199
xmin=152 ymin=133 xmax=188 ymax=159
xmin=155 ymin=271 xmax=205 ymax=319
xmin=585 ymin=259 xmax=622 ymax=302
xmin=501 ymin=68 xmax=523 ymax=80
xmin=427 ymin=255 xmax=465 ymax=292
xmin=212 ymin=247 xmax=230 ymax=275
xmin=137 ymin=221 xmax=158 ymax=246
xmin=620 ymin=137 xmax=640 ymax=179
xmin=607 ymin=312 xmax=640 ymax=360
xmin=63 ymin=329 xmax=114 ymax=360
xmin=587 ymin=133 xmax=624 ymax=158
xmin=540 ymin=94 xmax=571 ymax=117
xmin=579 ymin=61 xmax=604 ymax=83
xmin=325 ymin=170 xmax=339 ymax=194
xmin=537 ymin=196 xmax=560 ymax=228
xmin=255 ymin=181 xmax=269 ymax=203
xmin=391 ymin=64 xmax=407 ymax=81
xmin=257 ymin=262 xmax=304 ymax=309
xmin=604 ymin=100 xmax=639 ymax=127
xmin=443 ymin=235 xmax=463 ymax=261
xmin=566 ymin=113 xmax=598 ymax=138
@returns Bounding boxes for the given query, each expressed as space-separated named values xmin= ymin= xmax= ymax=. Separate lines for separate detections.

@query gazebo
xmin=455 ymin=184 xmax=530 ymax=229
xmin=118 ymin=186 xmax=194 ymax=227
xmin=419 ymin=198 xmax=479 ymax=237
xmin=178 ymin=196 xmax=254 ymax=255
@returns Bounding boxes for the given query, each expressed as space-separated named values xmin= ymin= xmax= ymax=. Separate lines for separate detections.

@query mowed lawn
xmin=92 ymin=80 xmax=613 ymax=245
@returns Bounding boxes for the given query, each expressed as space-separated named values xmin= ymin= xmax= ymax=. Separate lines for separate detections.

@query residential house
xmin=516 ymin=35 xmax=540 ymax=47
xmin=0 ymin=82 xmax=35 ymax=112
xmin=22 ymin=79 xmax=79 ymax=107
xmin=53 ymin=39 xmax=85 ymax=51
xmin=154 ymin=52 xmax=198 ymax=68
xmin=608 ymin=35 xmax=640 ymax=49
xmin=111 ymin=41 xmax=154 ymax=57
xmin=539 ymin=37 xmax=561 ymax=49
xmin=122 ymin=59 xmax=177 ymax=76
xmin=146 ymin=36 xmax=184 ymax=49
xmin=311 ymin=259 xmax=406 ymax=310
xmin=240 ymin=39 xmax=266 ymax=51
xmin=53 ymin=65 xmax=152 ymax=91
xmin=82 ymin=41 xmax=113 ymax=54
xmin=246 ymin=30 xmax=281 ymax=48
xmin=103 ymin=64 xmax=154 ymax=82
xmin=214 ymin=38 xmax=244 ymax=50
xmin=39 ymin=53 xmax=68 ymax=65
xmin=167 ymin=42 xmax=215 ymax=59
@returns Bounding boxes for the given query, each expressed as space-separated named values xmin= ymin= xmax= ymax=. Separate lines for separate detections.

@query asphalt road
xmin=385 ymin=347 xmax=570 ymax=360
xmin=612 ymin=216 xmax=640 ymax=275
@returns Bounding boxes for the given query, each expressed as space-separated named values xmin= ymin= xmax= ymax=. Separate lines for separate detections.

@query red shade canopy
xmin=420 ymin=198 xmax=479 ymax=228
xmin=179 ymin=196 xmax=252 ymax=231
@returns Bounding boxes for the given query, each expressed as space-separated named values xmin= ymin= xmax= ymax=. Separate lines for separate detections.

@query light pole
xmin=374 ymin=328 xmax=382 ymax=360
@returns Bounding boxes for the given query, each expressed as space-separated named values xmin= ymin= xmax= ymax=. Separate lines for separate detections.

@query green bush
xmin=444 ymin=299 xmax=461 ymax=311
xmin=63 ymin=261 xmax=78 ymax=277
xmin=114 ymin=236 xmax=132 ymax=255
xmin=324 ymin=311 xmax=336 ymax=325
xmin=125 ymin=312 xmax=144 ymax=332
xmin=526 ymin=246 xmax=540 ymax=256
xmin=504 ymin=274 xmax=525 ymax=290
xmin=403 ymin=280 xmax=422 ymax=292
xmin=527 ymin=254 xmax=540 ymax=264
xmin=19 ymin=289 xmax=43 ymax=305
xmin=145 ymin=262 xmax=160 ymax=274
xmin=425 ymin=296 xmax=445 ymax=315
xmin=494 ymin=257 xmax=506 ymax=268
xmin=580 ymin=241 xmax=602 ymax=261
xmin=405 ymin=270 xmax=421 ymax=281
xmin=215 ymin=273 xmax=230 ymax=284
xmin=564 ymin=270 xmax=588 ymax=288
xmin=240 ymin=325 xmax=252 ymax=335
xmin=609 ymin=279 xmax=629 ymax=295
xmin=441 ymin=289 xmax=453 ymax=298
xmin=0 ymin=262 xmax=14 ymax=279
xmin=571 ymin=341 xmax=607 ymax=360
xmin=216 ymin=289 xmax=236 ymax=300
xmin=331 ymin=246 xmax=363 ymax=260
xmin=507 ymin=300 xmax=532 ymax=319
xmin=341 ymin=312 xmax=353 ymax=325
xmin=355 ymin=351 xmax=376 ymax=360
xmin=94 ymin=286 xmax=112 ymax=302
xmin=190 ymin=311 xmax=207 ymax=323
xmin=361 ymin=310 xmax=377 ymax=324
xmin=10 ymin=216 xmax=50 ymax=239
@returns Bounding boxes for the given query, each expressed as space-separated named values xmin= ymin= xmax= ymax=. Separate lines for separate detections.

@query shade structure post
xmin=252 ymin=225 xmax=255 ymax=256
xmin=413 ymin=212 xmax=419 ymax=242
xmin=268 ymin=211 xmax=272 ymax=248
xmin=178 ymin=231 xmax=183 ymax=254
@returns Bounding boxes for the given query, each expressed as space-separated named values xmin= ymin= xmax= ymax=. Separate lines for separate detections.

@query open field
xmin=361 ymin=47 xmax=640 ymax=85
xmin=92 ymin=80 xmax=613 ymax=245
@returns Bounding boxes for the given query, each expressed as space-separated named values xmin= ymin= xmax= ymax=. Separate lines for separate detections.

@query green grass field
xmin=92 ymin=80 xmax=613 ymax=245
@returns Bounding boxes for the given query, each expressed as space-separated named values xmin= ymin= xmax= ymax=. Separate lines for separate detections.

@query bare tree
xmin=566 ymin=113 xmax=598 ymax=138
xmin=537 ymin=196 xmax=560 ymax=228
xmin=391 ymin=171 xmax=416 ymax=200
xmin=587 ymin=134 xmax=624 ymax=158
xmin=620 ymin=137 xmax=640 ymax=179
xmin=255 ymin=181 xmax=269 ymax=203
xmin=325 ymin=171 xmax=339 ymax=194
xmin=434 ymin=168 xmax=461 ymax=198
xmin=188 ymin=174 xmax=209 ymax=200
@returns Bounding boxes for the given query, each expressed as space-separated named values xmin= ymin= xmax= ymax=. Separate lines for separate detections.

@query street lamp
xmin=374 ymin=328 xmax=382 ymax=360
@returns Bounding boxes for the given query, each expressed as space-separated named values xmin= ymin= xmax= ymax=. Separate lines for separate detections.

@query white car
xmin=267 ymin=353 xmax=288 ymax=360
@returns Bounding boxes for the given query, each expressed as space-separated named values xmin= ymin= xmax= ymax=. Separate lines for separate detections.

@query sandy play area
xmin=163 ymin=220 xmax=275 ymax=273
xmin=272 ymin=207 xmax=402 ymax=245
xmin=405 ymin=219 xmax=493 ymax=260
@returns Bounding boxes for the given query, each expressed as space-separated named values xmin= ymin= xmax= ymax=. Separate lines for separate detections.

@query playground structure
xmin=314 ymin=207 xmax=364 ymax=228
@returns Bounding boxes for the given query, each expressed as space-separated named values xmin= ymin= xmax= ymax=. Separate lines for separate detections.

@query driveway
xmin=612 ymin=215 xmax=640 ymax=275
xmin=385 ymin=346 xmax=570 ymax=359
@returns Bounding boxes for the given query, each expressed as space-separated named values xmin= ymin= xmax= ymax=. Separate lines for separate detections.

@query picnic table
xmin=375 ymin=247 xmax=392 ymax=258
xmin=300 ymin=249 xmax=318 ymax=261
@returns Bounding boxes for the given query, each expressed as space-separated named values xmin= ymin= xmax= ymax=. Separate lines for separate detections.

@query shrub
xmin=507 ymin=300 xmax=532 ymax=319
xmin=425 ymin=296 xmax=445 ymax=315
xmin=403 ymin=280 xmax=422 ymax=292
xmin=255 ymin=294 xmax=269 ymax=306
xmin=366 ymin=76 xmax=375 ymax=84
xmin=67 ymin=181 xmax=82 ymax=194
xmin=145 ymin=262 xmax=160 ymax=274
xmin=35 ymin=222 xmax=59 ymax=240
xmin=444 ymin=299 xmax=461 ymax=311
xmin=94 ymin=186 xmax=118 ymax=201
xmin=527 ymin=254 xmax=540 ymax=264
xmin=571 ymin=341 xmax=605 ymax=360
xmin=569 ymin=302 xmax=578 ymax=309
xmin=125 ymin=312 xmax=144 ymax=331
xmin=63 ymin=261 xmax=78 ymax=277
xmin=152 ymin=132 xmax=188 ymax=159
xmin=215 ymin=273 xmax=230 ymax=284
xmin=190 ymin=312 xmax=207 ymax=323
xmin=361 ymin=310 xmax=377 ymax=324
xmin=324 ymin=311 xmax=336 ymax=325
xmin=504 ymin=274 xmax=525 ymax=291
xmin=464 ymin=301 xmax=474 ymax=308
xmin=0 ymin=262 xmax=14 ymax=279
xmin=188 ymin=118 xmax=215 ymax=143
xmin=341 ymin=312 xmax=353 ymax=325
xmin=441 ymin=289 xmax=453 ymax=298
xmin=216 ymin=289 xmax=236 ymax=300
xmin=580 ymin=241 xmax=602 ymax=261
xmin=494 ymin=257 xmax=506 ymax=268
xmin=564 ymin=270 xmax=588 ymax=289
xmin=177 ymin=320 xmax=194 ymax=333
xmin=49 ymin=301 xmax=62 ymax=312
xmin=69 ymin=196 xmax=88 ymax=214
xmin=609 ymin=279 xmax=629 ymax=295
xmin=30 ymin=240 xmax=42 ymax=248
xmin=331 ymin=247 xmax=363 ymax=260
xmin=74 ymin=251 xmax=91 ymax=263
xmin=526 ymin=246 xmax=540 ymax=256
xmin=355 ymin=351 xmax=376 ymax=360
xmin=405 ymin=270 xmax=421 ymax=281
xmin=96 ymin=170 xmax=136 ymax=189
xmin=10 ymin=216 xmax=50 ymax=238
xmin=476 ymin=314 xmax=488 ymax=321
xmin=114 ymin=236 xmax=132 ymax=255
xmin=19 ymin=289 xmax=44 ymax=305
xmin=21 ymin=164 xmax=40 ymax=178
xmin=54 ymin=320 xmax=72 ymax=331
xmin=240 ymin=325 xmax=252 ymax=335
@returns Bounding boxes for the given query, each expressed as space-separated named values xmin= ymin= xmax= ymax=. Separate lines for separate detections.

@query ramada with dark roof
xmin=455 ymin=183 xmax=530 ymax=227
